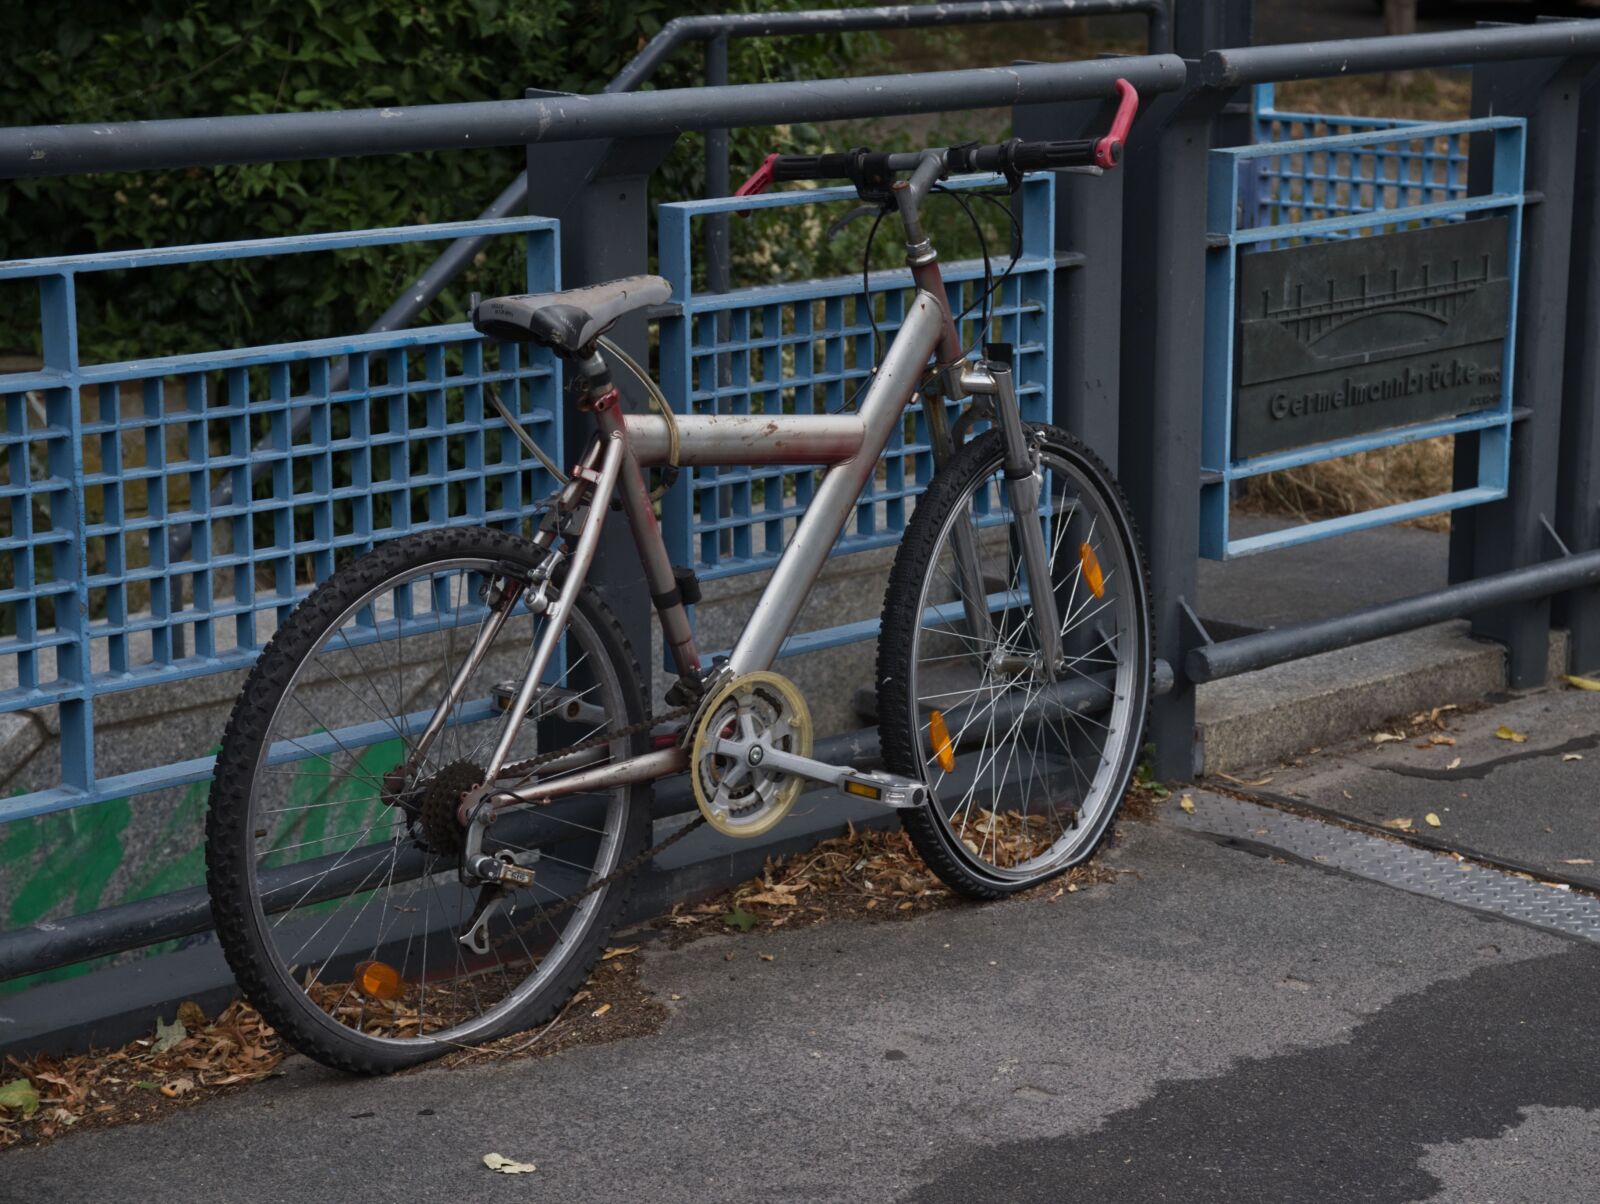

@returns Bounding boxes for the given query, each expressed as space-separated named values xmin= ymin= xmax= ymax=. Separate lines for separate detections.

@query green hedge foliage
xmin=0 ymin=0 xmax=857 ymax=360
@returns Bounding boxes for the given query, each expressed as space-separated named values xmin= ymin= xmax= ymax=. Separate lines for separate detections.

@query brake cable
xmin=485 ymin=332 xmax=681 ymax=500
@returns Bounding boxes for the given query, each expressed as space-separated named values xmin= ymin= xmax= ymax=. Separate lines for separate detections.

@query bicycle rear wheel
xmin=877 ymin=425 xmax=1151 ymax=898
xmin=206 ymin=527 xmax=648 ymax=1073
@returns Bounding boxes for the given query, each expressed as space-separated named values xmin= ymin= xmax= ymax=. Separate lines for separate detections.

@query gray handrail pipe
xmin=4 ymin=51 xmax=1181 ymax=559
xmin=614 ymin=0 xmax=1172 ymax=94
xmin=1200 ymin=21 xmax=1600 ymax=87
xmin=0 ymin=57 xmax=1184 ymax=179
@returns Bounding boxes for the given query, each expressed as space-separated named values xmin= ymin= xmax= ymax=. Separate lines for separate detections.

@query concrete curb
xmin=1195 ymin=619 xmax=1572 ymax=775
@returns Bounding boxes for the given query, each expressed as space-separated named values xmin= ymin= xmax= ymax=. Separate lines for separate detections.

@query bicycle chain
xmin=480 ymin=702 xmax=701 ymax=953
xmin=497 ymin=703 xmax=694 ymax=790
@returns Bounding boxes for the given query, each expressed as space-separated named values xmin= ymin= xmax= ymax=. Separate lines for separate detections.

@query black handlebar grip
xmin=1009 ymin=139 xmax=1099 ymax=170
xmin=770 ymin=152 xmax=857 ymax=181
xmin=950 ymin=138 xmax=1099 ymax=176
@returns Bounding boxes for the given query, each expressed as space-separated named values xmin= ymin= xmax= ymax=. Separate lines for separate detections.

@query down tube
xmin=727 ymin=290 xmax=947 ymax=674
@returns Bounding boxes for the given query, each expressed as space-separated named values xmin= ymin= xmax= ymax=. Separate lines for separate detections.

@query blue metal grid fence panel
xmin=0 ymin=217 xmax=561 ymax=822
xmin=655 ymin=173 xmax=1054 ymax=656
xmin=1202 ymin=117 xmax=1526 ymax=558
xmin=1247 ymin=82 xmax=1472 ymax=237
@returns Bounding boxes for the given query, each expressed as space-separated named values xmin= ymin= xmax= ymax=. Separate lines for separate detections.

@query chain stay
xmin=481 ymin=702 xmax=699 ymax=954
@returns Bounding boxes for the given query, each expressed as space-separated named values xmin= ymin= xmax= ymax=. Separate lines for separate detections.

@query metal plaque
xmin=1233 ymin=217 xmax=1510 ymax=460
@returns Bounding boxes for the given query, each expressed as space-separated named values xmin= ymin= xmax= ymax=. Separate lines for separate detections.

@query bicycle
xmin=204 ymin=79 xmax=1152 ymax=1073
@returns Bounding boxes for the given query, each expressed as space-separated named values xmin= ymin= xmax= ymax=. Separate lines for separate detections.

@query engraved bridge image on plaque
xmin=1233 ymin=217 xmax=1511 ymax=459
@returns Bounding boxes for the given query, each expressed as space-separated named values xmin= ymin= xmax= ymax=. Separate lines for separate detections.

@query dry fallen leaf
xmin=1495 ymin=725 xmax=1528 ymax=744
xmin=1447 ymin=756 xmax=1463 ymax=770
xmin=601 ymin=945 xmax=640 ymax=960
xmin=1424 ymin=813 xmax=1442 ymax=828
xmin=1381 ymin=817 xmax=1416 ymax=831
xmin=151 ymin=1015 xmax=187 ymax=1055
xmin=1216 ymin=771 xmax=1274 ymax=786
xmin=1564 ymin=674 xmax=1600 ymax=692
xmin=1374 ymin=731 xmax=1406 ymax=745
xmin=1429 ymin=734 xmax=1456 ymax=747
xmin=0 ymin=1079 xmax=39 ymax=1118
xmin=483 ymin=1153 xmax=538 ymax=1175
xmin=175 ymin=1000 xmax=208 ymax=1031
xmin=1179 ymin=794 xmax=1196 ymax=815
xmin=740 ymin=891 xmax=800 ymax=908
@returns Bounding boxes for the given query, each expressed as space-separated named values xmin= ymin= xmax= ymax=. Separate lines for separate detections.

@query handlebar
xmin=734 ymin=76 xmax=1140 ymax=207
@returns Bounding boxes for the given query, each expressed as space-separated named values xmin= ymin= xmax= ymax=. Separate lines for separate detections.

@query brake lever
xmin=733 ymin=153 xmax=780 ymax=218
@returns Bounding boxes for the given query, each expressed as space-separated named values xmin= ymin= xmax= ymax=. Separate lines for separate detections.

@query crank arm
xmin=711 ymin=738 xmax=929 ymax=809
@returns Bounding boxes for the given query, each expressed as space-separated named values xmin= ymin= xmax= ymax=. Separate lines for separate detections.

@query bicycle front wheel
xmin=877 ymin=425 xmax=1151 ymax=898
xmin=206 ymin=527 xmax=649 ymax=1073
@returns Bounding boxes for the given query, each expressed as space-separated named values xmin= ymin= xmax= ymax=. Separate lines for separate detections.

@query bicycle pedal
xmin=837 ymin=769 xmax=928 ymax=810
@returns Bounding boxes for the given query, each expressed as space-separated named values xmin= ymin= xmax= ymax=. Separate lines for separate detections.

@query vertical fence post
xmin=1119 ymin=84 xmax=1230 ymax=780
xmin=1014 ymin=96 xmax=1126 ymax=469
xmin=704 ymin=33 xmax=732 ymax=298
xmin=1173 ymin=0 xmax=1253 ymax=59
xmin=523 ymin=114 xmax=678 ymax=680
xmin=1451 ymin=56 xmax=1587 ymax=687
xmin=38 ymin=272 xmax=95 ymax=794
xmin=1555 ymin=63 xmax=1600 ymax=674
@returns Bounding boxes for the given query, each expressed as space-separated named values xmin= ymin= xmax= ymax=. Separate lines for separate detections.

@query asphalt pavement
xmin=7 ymin=688 xmax=1600 ymax=1204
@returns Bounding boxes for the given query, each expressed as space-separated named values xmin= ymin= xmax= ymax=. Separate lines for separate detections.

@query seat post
xmin=571 ymin=347 xmax=614 ymax=406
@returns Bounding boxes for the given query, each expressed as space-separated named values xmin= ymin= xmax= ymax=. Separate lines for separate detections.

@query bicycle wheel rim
xmin=906 ymin=442 xmax=1148 ymax=883
xmin=239 ymin=555 xmax=632 ymax=1053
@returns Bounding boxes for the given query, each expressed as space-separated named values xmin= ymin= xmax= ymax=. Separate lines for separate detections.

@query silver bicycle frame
xmin=471 ymin=290 xmax=948 ymax=806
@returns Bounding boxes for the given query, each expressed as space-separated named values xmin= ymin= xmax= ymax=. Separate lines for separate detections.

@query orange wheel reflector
xmin=355 ymin=960 xmax=403 ymax=1000
xmin=1079 ymin=541 xmax=1105 ymax=599
xmin=928 ymin=709 xmax=957 ymax=773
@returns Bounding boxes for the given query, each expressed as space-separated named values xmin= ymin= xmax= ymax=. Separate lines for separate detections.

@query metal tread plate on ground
xmin=1169 ymin=792 xmax=1600 ymax=944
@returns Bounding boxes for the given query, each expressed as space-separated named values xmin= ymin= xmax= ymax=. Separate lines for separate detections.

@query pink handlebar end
xmin=1094 ymin=78 xmax=1140 ymax=170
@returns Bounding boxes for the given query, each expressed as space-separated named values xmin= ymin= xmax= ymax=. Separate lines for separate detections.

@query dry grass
xmin=1272 ymin=71 xmax=1472 ymax=125
xmin=1236 ymin=439 xmax=1457 ymax=533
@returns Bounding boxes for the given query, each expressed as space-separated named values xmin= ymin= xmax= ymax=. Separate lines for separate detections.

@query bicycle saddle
xmin=472 ymin=275 xmax=671 ymax=355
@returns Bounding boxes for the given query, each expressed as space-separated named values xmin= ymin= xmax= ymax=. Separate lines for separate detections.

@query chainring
xmin=689 ymin=671 xmax=812 ymax=839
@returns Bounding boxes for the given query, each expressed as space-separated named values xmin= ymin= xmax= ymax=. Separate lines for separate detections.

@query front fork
xmin=946 ymin=350 xmax=1061 ymax=678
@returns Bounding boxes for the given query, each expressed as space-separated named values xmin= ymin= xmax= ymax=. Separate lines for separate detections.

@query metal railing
xmin=1120 ymin=20 xmax=1600 ymax=779
xmin=0 ymin=219 xmax=561 ymax=823
xmin=5 ymin=8 xmax=1600 ymax=1011
xmin=1247 ymin=82 xmax=1472 ymax=233
xmin=0 ymin=48 xmax=1184 ymax=992
xmin=1201 ymin=116 xmax=1527 ymax=557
